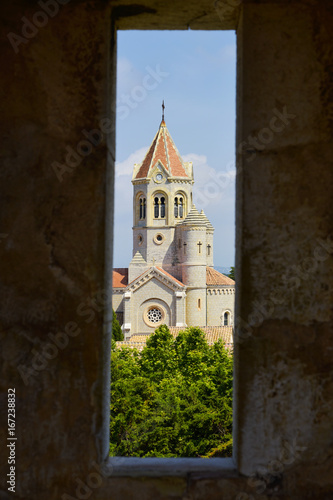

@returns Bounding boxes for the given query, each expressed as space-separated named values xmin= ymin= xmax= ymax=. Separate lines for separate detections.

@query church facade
xmin=112 ymin=117 xmax=235 ymax=339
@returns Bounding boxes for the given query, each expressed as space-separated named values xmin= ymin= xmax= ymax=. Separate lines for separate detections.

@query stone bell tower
xmin=129 ymin=106 xmax=194 ymax=282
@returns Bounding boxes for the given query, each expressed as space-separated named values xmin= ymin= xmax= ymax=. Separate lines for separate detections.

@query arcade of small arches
xmin=137 ymin=191 xmax=187 ymax=222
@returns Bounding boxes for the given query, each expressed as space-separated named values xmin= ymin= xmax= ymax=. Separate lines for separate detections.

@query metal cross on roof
xmin=162 ymin=100 xmax=165 ymax=121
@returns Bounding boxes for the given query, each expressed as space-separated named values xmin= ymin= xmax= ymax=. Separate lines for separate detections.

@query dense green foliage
xmin=110 ymin=325 xmax=233 ymax=457
xmin=228 ymin=266 xmax=235 ymax=281
xmin=112 ymin=309 xmax=124 ymax=341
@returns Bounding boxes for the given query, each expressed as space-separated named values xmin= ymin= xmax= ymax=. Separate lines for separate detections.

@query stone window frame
xmin=136 ymin=191 xmax=146 ymax=224
xmin=153 ymin=232 xmax=165 ymax=245
xmin=107 ymin=21 xmax=239 ymax=478
xmin=4 ymin=0 xmax=330 ymax=497
xmin=143 ymin=304 xmax=166 ymax=328
xmin=152 ymin=190 xmax=168 ymax=220
xmin=174 ymin=191 xmax=187 ymax=219
xmin=139 ymin=196 xmax=146 ymax=220
xmin=80 ymin=0 xmax=328 ymax=492
xmin=223 ymin=310 xmax=231 ymax=326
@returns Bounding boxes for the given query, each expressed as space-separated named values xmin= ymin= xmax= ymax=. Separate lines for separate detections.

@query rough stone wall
xmin=234 ymin=0 xmax=333 ymax=490
xmin=0 ymin=0 xmax=332 ymax=499
xmin=0 ymin=0 xmax=113 ymax=497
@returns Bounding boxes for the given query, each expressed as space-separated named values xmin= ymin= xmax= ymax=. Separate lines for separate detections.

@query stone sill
xmin=106 ymin=456 xmax=237 ymax=477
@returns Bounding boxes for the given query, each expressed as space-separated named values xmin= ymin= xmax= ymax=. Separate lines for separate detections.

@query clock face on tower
xmin=155 ymin=173 xmax=163 ymax=182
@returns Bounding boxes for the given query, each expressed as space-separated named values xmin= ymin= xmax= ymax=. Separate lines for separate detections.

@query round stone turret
xmin=200 ymin=210 xmax=214 ymax=267
xmin=179 ymin=205 xmax=208 ymax=326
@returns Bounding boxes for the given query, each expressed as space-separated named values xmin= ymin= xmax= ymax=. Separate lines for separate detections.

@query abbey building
xmin=112 ymin=117 xmax=235 ymax=339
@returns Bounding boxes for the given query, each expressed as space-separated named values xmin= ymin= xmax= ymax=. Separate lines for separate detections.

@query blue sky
xmin=114 ymin=30 xmax=236 ymax=268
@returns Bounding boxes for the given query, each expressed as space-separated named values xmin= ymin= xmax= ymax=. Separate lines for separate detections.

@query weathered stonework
xmin=0 ymin=0 xmax=332 ymax=498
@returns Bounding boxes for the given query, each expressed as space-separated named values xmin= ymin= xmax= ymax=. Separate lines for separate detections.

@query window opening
xmin=139 ymin=197 xmax=146 ymax=220
xmin=154 ymin=196 xmax=159 ymax=218
xmin=154 ymin=194 xmax=166 ymax=219
xmin=160 ymin=196 xmax=165 ymax=218
xmin=112 ymin=29 xmax=236 ymax=462
xmin=174 ymin=196 xmax=184 ymax=218
xmin=148 ymin=307 xmax=162 ymax=323
xmin=179 ymin=197 xmax=183 ymax=218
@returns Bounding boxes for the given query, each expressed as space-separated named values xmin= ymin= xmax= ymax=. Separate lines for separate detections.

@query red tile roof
xmin=117 ymin=326 xmax=234 ymax=351
xmin=135 ymin=133 xmax=159 ymax=179
xmin=112 ymin=268 xmax=128 ymax=288
xmin=206 ymin=267 xmax=235 ymax=286
xmin=134 ymin=121 xmax=189 ymax=180
xmin=156 ymin=266 xmax=185 ymax=286
xmin=113 ymin=267 xmax=234 ymax=288
xmin=165 ymin=133 xmax=188 ymax=177
xmin=126 ymin=266 xmax=185 ymax=288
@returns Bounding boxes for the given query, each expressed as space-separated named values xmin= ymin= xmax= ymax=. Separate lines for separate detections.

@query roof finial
xmin=162 ymin=100 xmax=165 ymax=122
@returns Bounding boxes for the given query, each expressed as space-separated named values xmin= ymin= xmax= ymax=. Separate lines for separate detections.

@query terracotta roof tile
xmin=164 ymin=132 xmax=188 ymax=177
xmin=135 ymin=133 xmax=159 ymax=179
xmin=119 ymin=326 xmax=234 ymax=350
xmin=206 ymin=267 xmax=235 ymax=286
xmin=112 ymin=268 xmax=128 ymax=288
xmin=154 ymin=130 xmax=169 ymax=170
xmin=169 ymin=326 xmax=233 ymax=345
xmin=156 ymin=266 xmax=185 ymax=286
xmin=127 ymin=266 xmax=185 ymax=287
xmin=134 ymin=121 xmax=189 ymax=180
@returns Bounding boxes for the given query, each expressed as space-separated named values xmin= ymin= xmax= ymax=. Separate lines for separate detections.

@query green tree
xmin=112 ymin=309 xmax=123 ymax=341
xmin=228 ymin=266 xmax=235 ymax=280
xmin=110 ymin=325 xmax=233 ymax=458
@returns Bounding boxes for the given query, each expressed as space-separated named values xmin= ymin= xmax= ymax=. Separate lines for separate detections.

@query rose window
xmin=147 ymin=307 xmax=163 ymax=323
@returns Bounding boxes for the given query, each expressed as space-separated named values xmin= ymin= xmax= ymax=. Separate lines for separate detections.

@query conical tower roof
xmin=200 ymin=210 xmax=214 ymax=231
xmin=133 ymin=120 xmax=191 ymax=180
xmin=180 ymin=204 xmax=207 ymax=227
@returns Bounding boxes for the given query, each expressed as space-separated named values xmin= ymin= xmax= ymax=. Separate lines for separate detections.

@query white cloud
xmin=116 ymin=147 xmax=148 ymax=177
xmin=194 ymin=43 xmax=236 ymax=67
xmin=182 ymin=152 xmax=236 ymax=210
xmin=117 ymin=57 xmax=142 ymax=94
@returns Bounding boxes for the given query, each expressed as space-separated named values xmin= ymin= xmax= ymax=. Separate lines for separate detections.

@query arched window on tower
xmin=153 ymin=193 xmax=167 ymax=219
xmin=138 ymin=195 xmax=146 ymax=221
xmin=154 ymin=197 xmax=159 ymax=218
xmin=160 ymin=197 xmax=165 ymax=218
xmin=224 ymin=312 xmax=230 ymax=326
xmin=179 ymin=197 xmax=183 ymax=218
xmin=174 ymin=195 xmax=185 ymax=219
xmin=174 ymin=197 xmax=178 ymax=218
